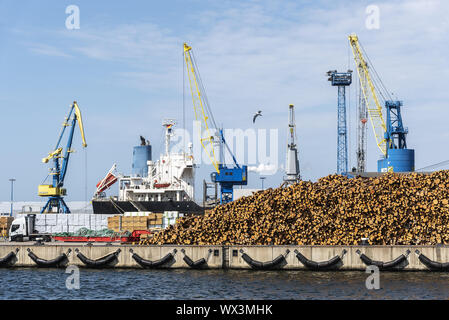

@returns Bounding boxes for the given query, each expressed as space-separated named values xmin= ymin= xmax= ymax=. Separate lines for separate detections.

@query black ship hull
xmin=92 ymin=199 xmax=205 ymax=215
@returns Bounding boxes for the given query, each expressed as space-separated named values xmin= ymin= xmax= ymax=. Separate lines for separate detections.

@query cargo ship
xmin=92 ymin=119 xmax=204 ymax=215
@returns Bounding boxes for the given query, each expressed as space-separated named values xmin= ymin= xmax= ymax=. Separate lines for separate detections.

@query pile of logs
xmin=147 ymin=171 xmax=449 ymax=246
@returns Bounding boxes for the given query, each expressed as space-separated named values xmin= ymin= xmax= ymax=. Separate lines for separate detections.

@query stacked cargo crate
xmin=122 ymin=216 xmax=148 ymax=231
xmin=0 ymin=216 xmax=14 ymax=237
xmin=107 ymin=216 xmax=121 ymax=232
xmin=107 ymin=214 xmax=164 ymax=232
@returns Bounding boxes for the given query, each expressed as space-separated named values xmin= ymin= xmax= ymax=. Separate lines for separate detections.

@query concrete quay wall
xmin=0 ymin=243 xmax=447 ymax=271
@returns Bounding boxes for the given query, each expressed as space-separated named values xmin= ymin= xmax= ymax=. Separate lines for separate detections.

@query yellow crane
xmin=349 ymin=33 xmax=388 ymax=156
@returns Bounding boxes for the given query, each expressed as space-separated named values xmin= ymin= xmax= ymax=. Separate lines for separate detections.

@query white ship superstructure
xmin=118 ymin=119 xmax=195 ymax=203
xmin=92 ymin=119 xmax=202 ymax=215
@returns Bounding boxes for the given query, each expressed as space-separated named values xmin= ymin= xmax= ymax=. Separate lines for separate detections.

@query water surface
xmin=1 ymin=268 xmax=448 ymax=300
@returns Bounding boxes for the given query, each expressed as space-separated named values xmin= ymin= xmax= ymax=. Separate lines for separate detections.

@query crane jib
xmin=349 ymin=34 xmax=387 ymax=156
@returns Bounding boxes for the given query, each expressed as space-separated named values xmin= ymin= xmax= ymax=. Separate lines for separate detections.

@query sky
xmin=0 ymin=0 xmax=448 ymax=203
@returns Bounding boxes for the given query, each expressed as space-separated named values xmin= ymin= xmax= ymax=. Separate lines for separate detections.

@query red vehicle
xmin=53 ymin=230 xmax=152 ymax=243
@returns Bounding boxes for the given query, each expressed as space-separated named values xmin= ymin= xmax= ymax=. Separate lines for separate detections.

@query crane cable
xmin=84 ymin=147 xmax=88 ymax=207
xmin=189 ymin=50 xmax=218 ymax=131
xmin=189 ymin=51 xmax=240 ymax=167
xmin=359 ymin=41 xmax=393 ymax=102
xmin=416 ymin=160 xmax=449 ymax=172
xmin=347 ymin=43 xmax=352 ymax=170
xmin=182 ymin=48 xmax=186 ymax=153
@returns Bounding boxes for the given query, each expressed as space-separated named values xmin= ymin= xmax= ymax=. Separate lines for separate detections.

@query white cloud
xmin=248 ymin=163 xmax=278 ymax=175
xmin=28 ymin=43 xmax=72 ymax=58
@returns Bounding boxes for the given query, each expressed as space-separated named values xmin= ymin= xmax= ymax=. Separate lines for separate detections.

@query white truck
xmin=9 ymin=214 xmax=52 ymax=242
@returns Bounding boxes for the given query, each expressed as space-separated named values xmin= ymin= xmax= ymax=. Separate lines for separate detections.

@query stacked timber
xmin=147 ymin=171 xmax=449 ymax=246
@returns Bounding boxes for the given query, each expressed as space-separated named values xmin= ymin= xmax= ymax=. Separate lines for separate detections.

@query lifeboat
xmin=96 ymin=172 xmax=118 ymax=193
xmin=154 ymin=183 xmax=171 ymax=188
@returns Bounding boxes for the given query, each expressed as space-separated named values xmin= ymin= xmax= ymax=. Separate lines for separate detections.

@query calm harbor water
xmin=0 ymin=268 xmax=448 ymax=300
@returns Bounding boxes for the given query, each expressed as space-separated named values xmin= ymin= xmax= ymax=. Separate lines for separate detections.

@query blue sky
xmin=0 ymin=0 xmax=448 ymax=202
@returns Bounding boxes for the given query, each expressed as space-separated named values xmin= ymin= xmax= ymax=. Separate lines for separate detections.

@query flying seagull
xmin=253 ymin=110 xmax=262 ymax=123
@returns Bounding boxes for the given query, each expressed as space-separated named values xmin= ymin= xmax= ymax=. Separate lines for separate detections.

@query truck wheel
xmin=44 ymin=235 xmax=51 ymax=242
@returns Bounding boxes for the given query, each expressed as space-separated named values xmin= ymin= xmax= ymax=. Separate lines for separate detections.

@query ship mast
xmin=163 ymin=119 xmax=175 ymax=156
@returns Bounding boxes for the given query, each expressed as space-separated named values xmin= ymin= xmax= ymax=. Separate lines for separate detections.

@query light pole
xmin=260 ymin=177 xmax=266 ymax=190
xmin=9 ymin=178 xmax=16 ymax=217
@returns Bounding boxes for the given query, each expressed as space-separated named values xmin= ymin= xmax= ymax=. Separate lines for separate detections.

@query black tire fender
xmin=74 ymin=248 xmax=121 ymax=268
xmin=415 ymin=250 xmax=449 ymax=271
xmin=0 ymin=248 xmax=19 ymax=268
xmin=181 ymin=248 xmax=210 ymax=269
xmin=356 ymin=249 xmax=410 ymax=271
xmin=239 ymin=249 xmax=289 ymax=270
xmin=294 ymin=249 xmax=346 ymax=271
xmin=27 ymin=248 xmax=71 ymax=268
xmin=130 ymin=248 xmax=176 ymax=268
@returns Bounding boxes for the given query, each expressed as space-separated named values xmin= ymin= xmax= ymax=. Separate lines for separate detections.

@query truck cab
xmin=9 ymin=214 xmax=51 ymax=242
xmin=9 ymin=217 xmax=27 ymax=241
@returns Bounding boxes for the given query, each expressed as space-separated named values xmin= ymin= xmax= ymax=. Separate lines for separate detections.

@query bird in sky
xmin=253 ymin=110 xmax=262 ymax=123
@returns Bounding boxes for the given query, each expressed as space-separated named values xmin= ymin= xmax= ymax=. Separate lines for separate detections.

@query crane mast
xmin=38 ymin=101 xmax=87 ymax=213
xmin=356 ymin=80 xmax=368 ymax=172
xmin=283 ymin=104 xmax=300 ymax=184
xmin=326 ymin=70 xmax=352 ymax=174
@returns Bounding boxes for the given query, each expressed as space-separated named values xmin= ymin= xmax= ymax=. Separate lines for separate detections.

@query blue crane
xmin=183 ymin=43 xmax=247 ymax=204
xmin=327 ymin=70 xmax=352 ymax=174
xmin=38 ymin=101 xmax=87 ymax=213
xmin=211 ymin=129 xmax=248 ymax=203
xmin=377 ymin=100 xmax=414 ymax=172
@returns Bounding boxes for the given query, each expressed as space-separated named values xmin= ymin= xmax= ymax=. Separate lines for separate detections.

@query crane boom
xmin=73 ymin=101 xmax=87 ymax=148
xmin=183 ymin=43 xmax=220 ymax=174
xmin=349 ymin=33 xmax=387 ymax=156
